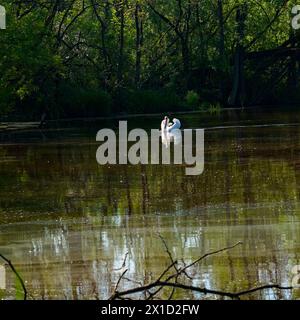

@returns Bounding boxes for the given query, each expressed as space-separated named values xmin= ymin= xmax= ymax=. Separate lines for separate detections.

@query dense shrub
xmin=185 ymin=90 xmax=199 ymax=109
xmin=123 ymin=89 xmax=182 ymax=114
xmin=57 ymin=84 xmax=113 ymax=118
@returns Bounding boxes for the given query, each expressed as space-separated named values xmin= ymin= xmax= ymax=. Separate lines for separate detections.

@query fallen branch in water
xmin=109 ymin=238 xmax=293 ymax=300
xmin=110 ymin=280 xmax=292 ymax=300
xmin=0 ymin=253 xmax=28 ymax=300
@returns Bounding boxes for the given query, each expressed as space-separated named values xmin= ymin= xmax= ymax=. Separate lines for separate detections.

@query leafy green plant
xmin=208 ymin=103 xmax=222 ymax=115
xmin=185 ymin=91 xmax=199 ymax=109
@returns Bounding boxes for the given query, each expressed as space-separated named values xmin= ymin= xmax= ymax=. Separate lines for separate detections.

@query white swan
xmin=161 ymin=116 xmax=182 ymax=148
xmin=161 ymin=116 xmax=170 ymax=131
xmin=161 ymin=117 xmax=181 ymax=132
xmin=167 ymin=118 xmax=181 ymax=132
xmin=161 ymin=129 xmax=182 ymax=148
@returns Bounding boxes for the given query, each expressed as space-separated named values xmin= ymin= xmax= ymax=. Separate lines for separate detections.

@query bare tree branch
xmin=110 ymin=280 xmax=292 ymax=300
xmin=109 ymin=240 xmax=293 ymax=300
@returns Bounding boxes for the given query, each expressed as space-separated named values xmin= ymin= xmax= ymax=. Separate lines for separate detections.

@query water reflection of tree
xmin=1 ymin=125 xmax=300 ymax=299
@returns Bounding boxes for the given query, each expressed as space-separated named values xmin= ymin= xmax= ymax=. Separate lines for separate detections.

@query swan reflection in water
xmin=161 ymin=116 xmax=182 ymax=148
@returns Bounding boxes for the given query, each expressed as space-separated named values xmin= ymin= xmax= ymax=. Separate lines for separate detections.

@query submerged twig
xmin=108 ymin=268 xmax=128 ymax=300
xmin=114 ymin=252 xmax=129 ymax=271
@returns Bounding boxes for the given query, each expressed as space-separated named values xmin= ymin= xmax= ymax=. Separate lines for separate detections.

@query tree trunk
xmin=114 ymin=0 xmax=126 ymax=110
xmin=288 ymin=24 xmax=298 ymax=88
xmin=91 ymin=0 xmax=111 ymax=87
xmin=117 ymin=3 xmax=125 ymax=87
xmin=228 ymin=6 xmax=247 ymax=106
xmin=181 ymin=38 xmax=190 ymax=77
xmin=217 ymin=0 xmax=225 ymax=100
xmin=135 ymin=3 xmax=143 ymax=88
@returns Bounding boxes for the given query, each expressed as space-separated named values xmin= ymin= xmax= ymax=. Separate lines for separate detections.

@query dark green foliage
xmin=123 ymin=89 xmax=182 ymax=114
xmin=185 ymin=91 xmax=200 ymax=110
xmin=57 ymin=85 xmax=113 ymax=118
xmin=0 ymin=0 xmax=299 ymax=120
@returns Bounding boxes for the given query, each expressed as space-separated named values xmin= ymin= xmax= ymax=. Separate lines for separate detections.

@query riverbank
xmin=0 ymin=122 xmax=40 ymax=132
xmin=1 ymin=104 xmax=298 ymax=134
xmin=0 ymin=106 xmax=259 ymax=133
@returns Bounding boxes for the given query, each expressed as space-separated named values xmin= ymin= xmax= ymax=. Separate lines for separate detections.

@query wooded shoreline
xmin=0 ymin=106 xmax=270 ymax=133
xmin=1 ymin=1 xmax=300 ymax=121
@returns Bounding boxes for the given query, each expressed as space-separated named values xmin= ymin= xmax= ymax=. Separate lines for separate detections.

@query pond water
xmin=0 ymin=108 xmax=300 ymax=300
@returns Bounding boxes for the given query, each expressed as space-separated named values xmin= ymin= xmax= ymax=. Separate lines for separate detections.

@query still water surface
xmin=0 ymin=109 xmax=300 ymax=300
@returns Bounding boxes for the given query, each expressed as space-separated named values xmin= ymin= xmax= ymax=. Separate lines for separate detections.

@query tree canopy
xmin=0 ymin=0 xmax=299 ymax=119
